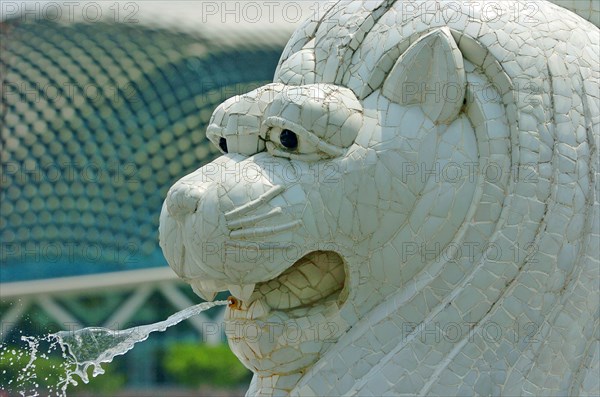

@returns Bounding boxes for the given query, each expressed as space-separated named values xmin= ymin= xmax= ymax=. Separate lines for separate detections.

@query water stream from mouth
xmin=1 ymin=300 xmax=228 ymax=396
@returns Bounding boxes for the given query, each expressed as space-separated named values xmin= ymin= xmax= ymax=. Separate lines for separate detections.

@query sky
xmin=0 ymin=1 xmax=331 ymax=33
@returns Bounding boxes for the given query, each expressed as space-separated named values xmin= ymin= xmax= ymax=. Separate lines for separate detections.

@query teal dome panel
xmin=0 ymin=20 xmax=284 ymax=282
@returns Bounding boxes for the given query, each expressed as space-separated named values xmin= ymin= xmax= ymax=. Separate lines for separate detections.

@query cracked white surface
xmin=160 ymin=1 xmax=599 ymax=395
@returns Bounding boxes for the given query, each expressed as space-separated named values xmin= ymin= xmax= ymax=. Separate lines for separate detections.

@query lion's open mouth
xmin=225 ymin=251 xmax=347 ymax=320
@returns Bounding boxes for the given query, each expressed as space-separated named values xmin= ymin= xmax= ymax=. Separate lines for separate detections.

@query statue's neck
xmin=247 ymin=373 xmax=304 ymax=396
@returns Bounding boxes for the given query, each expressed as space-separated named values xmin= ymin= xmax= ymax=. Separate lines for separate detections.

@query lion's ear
xmin=382 ymin=27 xmax=466 ymax=124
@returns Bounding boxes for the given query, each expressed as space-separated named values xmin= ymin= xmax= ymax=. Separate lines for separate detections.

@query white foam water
xmin=1 ymin=300 xmax=228 ymax=396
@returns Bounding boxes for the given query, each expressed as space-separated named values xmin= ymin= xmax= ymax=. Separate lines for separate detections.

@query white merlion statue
xmin=160 ymin=1 xmax=599 ymax=395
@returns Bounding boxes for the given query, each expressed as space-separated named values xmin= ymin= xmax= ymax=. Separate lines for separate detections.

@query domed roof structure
xmin=1 ymin=19 xmax=287 ymax=282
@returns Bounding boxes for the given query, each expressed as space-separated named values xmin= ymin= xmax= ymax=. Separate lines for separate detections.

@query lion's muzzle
xmin=159 ymin=153 xmax=320 ymax=300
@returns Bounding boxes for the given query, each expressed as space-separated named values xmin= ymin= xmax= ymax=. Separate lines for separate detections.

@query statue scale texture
xmin=160 ymin=1 xmax=599 ymax=395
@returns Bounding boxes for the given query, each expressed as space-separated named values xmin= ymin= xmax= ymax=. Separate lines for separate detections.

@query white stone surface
xmin=160 ymin=1 xmax=599 ymax=395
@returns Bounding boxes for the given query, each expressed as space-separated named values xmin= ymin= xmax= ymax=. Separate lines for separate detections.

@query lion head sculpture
xmin=160 ymin=1 xmax=599 ymax=395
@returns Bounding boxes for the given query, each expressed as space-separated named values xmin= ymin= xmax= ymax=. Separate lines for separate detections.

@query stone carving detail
xmin=160 ymin=1 xmax=599 ymax=395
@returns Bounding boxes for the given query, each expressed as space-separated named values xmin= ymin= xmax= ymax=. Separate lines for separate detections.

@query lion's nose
xmin=166 ymin=184 xmax=203 ymax=219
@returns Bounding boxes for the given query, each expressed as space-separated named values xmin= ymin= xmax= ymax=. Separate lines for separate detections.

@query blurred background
xmin=0 ymin=1 xmax=319 ymax=395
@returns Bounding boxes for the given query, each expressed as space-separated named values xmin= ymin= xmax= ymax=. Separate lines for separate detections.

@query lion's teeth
xmin=191 ymin=284 xmax=217 ymax=302
xmin=228 ymin=284 xmax=255 ymax=302
xmin=190 ymin=280 xmax=221 ymax=302
xmin=249 ymin=299 xmax=269 ymax=319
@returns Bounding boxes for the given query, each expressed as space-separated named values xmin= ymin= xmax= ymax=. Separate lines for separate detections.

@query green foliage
xmin=0 ymin=344 xmax=125 ymax=396
xmin=164 ymin=343 xmax=252 ymax=388
xmin=0 ymin=344 xmax=66 ymax=391
xmin=70 ymin=364 xmax=127 ymax=396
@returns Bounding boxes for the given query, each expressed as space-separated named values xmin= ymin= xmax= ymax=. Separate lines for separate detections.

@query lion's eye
xmin=219 ymin=137 xmax=228 ymax=153
xmin=260 ymin=84 xmax=362 ymax=161
xmin=279 ymin=129 xmax=298 ymax=149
